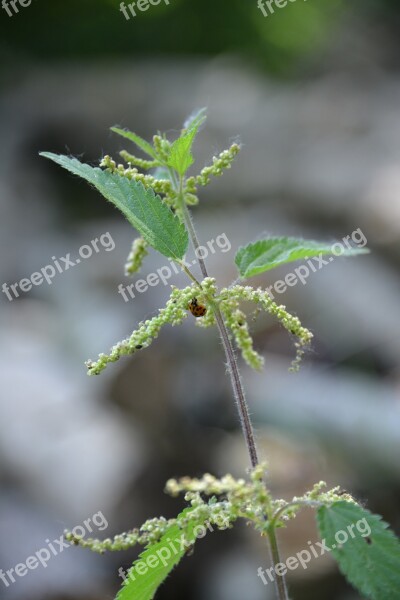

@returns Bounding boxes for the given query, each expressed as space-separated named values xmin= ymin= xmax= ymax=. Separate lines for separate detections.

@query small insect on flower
xmin=188 ymin=297 xmax=207 ymax=318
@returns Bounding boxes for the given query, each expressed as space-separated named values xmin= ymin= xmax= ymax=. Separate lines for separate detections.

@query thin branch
xmin=177 ymin=176 xmax=259 ymax=467
xmin=268 ymin=525 xmax=290 ymax=600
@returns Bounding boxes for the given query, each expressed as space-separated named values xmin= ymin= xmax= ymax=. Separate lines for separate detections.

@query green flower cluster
xmin=101 ymin=142 xmax=240 ymax=212
xmin=180 ymin=143 xmax=241 ymax=207
xmin=194 ymin=281 xmax=312 ymax=371
xmin=152 ymin=134 xmax=172 ymax=163
xmin=186 ymin=143 xmax=241 ymax=191
xmin=271 ymin=481 xmax=356 ymax=526
xmin=118 ymin=150 xmax=159 ymax=170
xmin=166 ymin=466 xmax=355 ymax=533
xmin=219 ymin=285 xmax=313 ymax=371
xmin=100 ymin=155 xmax=174 ymax=198
xmin=65 ymin=502 xmax=233 ymax=555
xmin=65 ymin=515 xmax=175 ymax=554
xmin=86 ymin=277 xmax=312 ymax=375
xmin=64 ymin=465 xmax=356 ymax=555
xmin=218 ymin=292 xmax=264 ymax=370
xmin=124 ymin=237 xmax=149 ymax=276
xmin=85 ymin=285 xmax=199 ymax=375
xmin=166 ymin=464 xmax=272 ymax=535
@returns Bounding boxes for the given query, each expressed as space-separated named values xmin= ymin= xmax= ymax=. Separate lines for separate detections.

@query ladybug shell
xmin=188 ymin=299 xmax=207 ymax=318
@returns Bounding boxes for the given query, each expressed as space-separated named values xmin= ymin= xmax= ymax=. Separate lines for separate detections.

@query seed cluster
xmin=186 ymin=143 xmax=241 ymax=190
xmin=64 ymin=465 xmax=352 ymax=555
xmin=219 ymin=285 xmax=313 ymax=371
xmin=124 ymin=237 xmax=149 ymax=276
xmin=86 ymin=275 xmax=312 ymax=375
xmin=86 ymin=285 xmax=199 ymax=375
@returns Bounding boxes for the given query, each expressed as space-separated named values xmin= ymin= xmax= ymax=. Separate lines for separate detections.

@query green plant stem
xmin=176 ymin=260 xmax=203 ymax=287
xmin=177 ymin=176 xmax=259 ymax=468
xmin=268 ymin=525 xmax=289 ymax=600
xmin=212 ymin=307 xmax=259 ymax=468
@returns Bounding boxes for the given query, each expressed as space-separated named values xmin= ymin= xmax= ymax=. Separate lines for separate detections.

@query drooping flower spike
xmin=86 ymin=278 xmax=312 ymax=376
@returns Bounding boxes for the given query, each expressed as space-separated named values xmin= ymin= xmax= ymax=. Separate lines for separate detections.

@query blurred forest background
xmin=1 ymin=0 xmax=400 ymax=599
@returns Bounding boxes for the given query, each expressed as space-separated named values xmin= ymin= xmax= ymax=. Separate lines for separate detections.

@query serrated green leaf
xmin=317 ymin=501 xmax=400 ymax=600
xmin=167 ymin=122 xmax=202 ymax=176
xmin=235 ymin=237 xmax=369 ymax=278
xmin=40 ymin=153 xmax=188 ymax=260
xmin=111 ymin=127 xmax=158 ymax=160
xmin=116 ymin=509 xmax=202 ymax=600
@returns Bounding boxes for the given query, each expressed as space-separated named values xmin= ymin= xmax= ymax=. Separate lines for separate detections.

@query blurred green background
xmin=1 ymin=1 xmax=400 ymax=599
xmin=1 ymin=0 xmax=398 ymax=72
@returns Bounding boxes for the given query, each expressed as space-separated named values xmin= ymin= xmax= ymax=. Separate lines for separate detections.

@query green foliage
xmin=235 ymin=236 xmax=369 ymax=278
xmin=40 ymin=153 xmax=188 ymax=260
xmin=116 ymin=508 xmax=200 ymax=600
xmin=167 ymin=118 xmax=204 ymax=176
xmin=2 ymin=0 xmax=352 ymax=76
xmin=110 ymin=127 xmax=159 ymax=160
xmin=317 ymin=501 xmax=400 ymax=600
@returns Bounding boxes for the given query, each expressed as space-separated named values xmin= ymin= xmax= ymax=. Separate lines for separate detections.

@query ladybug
xmin=188 ymin=297 xmax=207 ymax=318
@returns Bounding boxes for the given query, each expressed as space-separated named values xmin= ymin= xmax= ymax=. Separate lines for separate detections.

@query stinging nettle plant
xmin=41 ymin=109 xmax=400 ymax=600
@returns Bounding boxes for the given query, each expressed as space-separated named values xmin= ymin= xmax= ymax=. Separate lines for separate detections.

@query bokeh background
xmin=1 ymin=1 xmax=400 ymax=599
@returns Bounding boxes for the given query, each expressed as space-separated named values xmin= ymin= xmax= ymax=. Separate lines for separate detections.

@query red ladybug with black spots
xmin=188 ymin=297 xmax=207 ymax=318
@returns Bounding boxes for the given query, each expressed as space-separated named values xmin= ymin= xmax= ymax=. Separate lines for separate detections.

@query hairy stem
xmin=212 ymin=308 xmax=259 ymax=468
xmin=268 ymin=526 xmax=290 ymax=600
xmin=176 ymin=260 xmax=203 ymax=287
xmin=177 ymin=176 xmax=259 ymax=467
